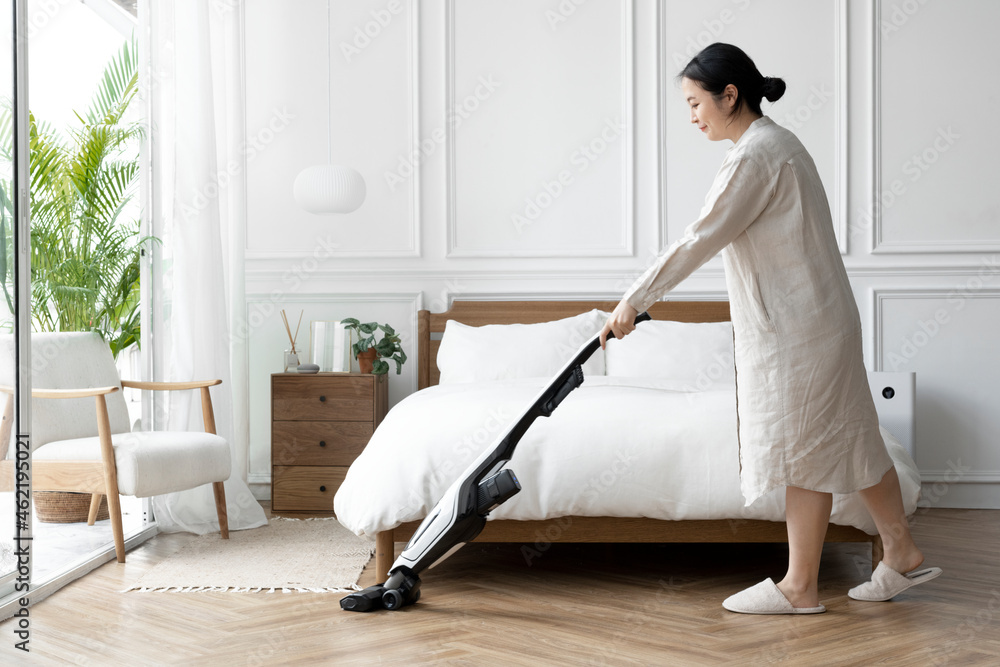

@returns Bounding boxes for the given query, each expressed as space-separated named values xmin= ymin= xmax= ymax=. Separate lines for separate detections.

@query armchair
xmin=0 ymin=332 xmax=230 ymax=562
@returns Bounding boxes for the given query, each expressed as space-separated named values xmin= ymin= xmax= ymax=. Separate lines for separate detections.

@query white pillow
xmin=605 ymin=320 xmax=735 ymax=389
xmin=436 ymin=309 xmax=608 ymax=384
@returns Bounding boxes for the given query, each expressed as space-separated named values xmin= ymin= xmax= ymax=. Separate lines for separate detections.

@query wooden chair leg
xmin=96 ymin=395 xmax=126 ymax=563
xmin=213 ymin=481 xmax=229 ymax=539
xmin=87 ymin=494 xmax=103 ymax=526
xmin=376 ymin=530 xmax=395 ymax=581
xmin=202 ymin=388 xmax=229 ymax=540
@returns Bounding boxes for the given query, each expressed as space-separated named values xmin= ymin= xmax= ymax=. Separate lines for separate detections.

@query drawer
xmin=272 ymin=376 xmax=373 ymax=421
xmin=272 ymin=466 xmax=347 ymax=513
xmin=272 ymin=421 xmax=373 ymax=466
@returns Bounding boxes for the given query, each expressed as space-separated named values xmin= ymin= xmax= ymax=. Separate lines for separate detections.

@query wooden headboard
xmin=417 ymin=300 xmax=731 ymax=390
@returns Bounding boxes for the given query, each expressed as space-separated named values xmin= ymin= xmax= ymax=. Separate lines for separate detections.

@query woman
xmin=600 ymin=43 xmax=941 ymax=614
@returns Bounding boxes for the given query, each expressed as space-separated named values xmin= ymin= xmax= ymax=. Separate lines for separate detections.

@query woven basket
xmin=33 ymin=492 xmax=110 ymax=524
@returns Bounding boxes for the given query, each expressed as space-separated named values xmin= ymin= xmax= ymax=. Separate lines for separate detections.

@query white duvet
xmin=334 ymin=376 xmax=921 ymax=539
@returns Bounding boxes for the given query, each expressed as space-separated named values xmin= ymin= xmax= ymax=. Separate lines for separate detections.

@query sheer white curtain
xmin=146 ymin=0 xmax=266 ymax=533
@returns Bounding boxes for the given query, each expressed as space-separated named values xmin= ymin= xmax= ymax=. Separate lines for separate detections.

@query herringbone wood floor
xmin=1 ymin=507 xmax=997 ymax=666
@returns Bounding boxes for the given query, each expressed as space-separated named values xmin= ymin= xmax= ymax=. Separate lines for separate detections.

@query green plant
xmin=341 ymin=318 xmax=407 ymax=375
xmin=0 ymin=38 xmax=149 ymax=358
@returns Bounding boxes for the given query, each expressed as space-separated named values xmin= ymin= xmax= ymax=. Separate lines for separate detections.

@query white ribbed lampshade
xmin=293 ymin=164 xmax=367 ymax=214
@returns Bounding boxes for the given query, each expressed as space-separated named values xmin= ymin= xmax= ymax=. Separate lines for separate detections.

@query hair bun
xmin=761 ymin=76 xmax=786 ymax=103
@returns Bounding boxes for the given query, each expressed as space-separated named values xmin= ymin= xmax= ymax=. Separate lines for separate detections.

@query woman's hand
xmin=600 ymin=300 xmax=639 ymax=349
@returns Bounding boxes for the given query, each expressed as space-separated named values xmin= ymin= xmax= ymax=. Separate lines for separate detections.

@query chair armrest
xmin=119 ymin=380 xmax=222 ymax=436
xmin=0 ymin=384 xmax=120 ymax=399
xmin=121 ymin=379 xmax=222 ymax=391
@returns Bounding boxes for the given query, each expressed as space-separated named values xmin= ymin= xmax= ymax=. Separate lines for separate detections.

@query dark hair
xmin=678 ymin=43 xmax=785 ymax=118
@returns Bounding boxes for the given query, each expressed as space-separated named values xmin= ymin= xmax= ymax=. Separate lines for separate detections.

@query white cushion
xmin=0 ymin=332 xmax=131 ymax=450
xmin=436 ymin=310 xmax=608 ymax=384
xmin=605 ymin=320 xmax=735 ymax=388
xmin=34 ymin=431 xmax=231 ymax=498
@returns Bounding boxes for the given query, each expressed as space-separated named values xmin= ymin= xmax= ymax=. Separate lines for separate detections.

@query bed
xmin=333 ymin=300 xmax=922 ymax=581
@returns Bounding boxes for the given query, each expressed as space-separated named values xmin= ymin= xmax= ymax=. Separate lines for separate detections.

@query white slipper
xmin=722 ymin=578 xmax=826 ymax=615
xmin=848 ymin=562 xmax=942 ymax=601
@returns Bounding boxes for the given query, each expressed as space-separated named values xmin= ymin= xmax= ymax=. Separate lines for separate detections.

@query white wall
xmin=243 ymin=0 xmax=1000 ymax=508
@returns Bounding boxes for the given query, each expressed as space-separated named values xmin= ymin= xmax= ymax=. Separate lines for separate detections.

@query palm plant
xmin=0 ymin=39 xmax=148 ymax=358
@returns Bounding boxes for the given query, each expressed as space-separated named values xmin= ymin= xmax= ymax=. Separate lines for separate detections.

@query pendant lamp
xmin=293 ymin=0 xmax=366 ymax=214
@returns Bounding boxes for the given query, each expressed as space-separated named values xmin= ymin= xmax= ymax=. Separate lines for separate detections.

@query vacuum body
xmin=341 ymin=312 xmax=650 ymax=612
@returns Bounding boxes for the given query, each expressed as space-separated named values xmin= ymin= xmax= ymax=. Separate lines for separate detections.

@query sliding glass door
xmin=0 ymin=0 xmax=154 ymax=617
xmin=0 ymin=0 xmax=27 ymax=606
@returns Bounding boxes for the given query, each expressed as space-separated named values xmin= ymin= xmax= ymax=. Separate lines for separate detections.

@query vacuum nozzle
xmin=340 ymin=584 xmax=386 ymax=612
xmin=341 ymin=570 xmax=422 ymax=612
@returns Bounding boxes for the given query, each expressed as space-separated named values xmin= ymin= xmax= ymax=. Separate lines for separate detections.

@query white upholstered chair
xmin=0 ymin=332 xmax=230 ymax=562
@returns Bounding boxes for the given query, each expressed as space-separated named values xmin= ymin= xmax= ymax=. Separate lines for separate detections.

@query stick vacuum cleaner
xmin=340 ymin=311 xmax=651 ymax=612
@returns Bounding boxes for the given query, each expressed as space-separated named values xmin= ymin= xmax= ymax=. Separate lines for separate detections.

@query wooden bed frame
xmin=373 ymin=299 xmax=882 ymax=579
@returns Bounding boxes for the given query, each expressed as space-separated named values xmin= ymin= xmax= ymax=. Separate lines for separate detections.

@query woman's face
xmin=682 ymin=77 xmax=734 ymax=142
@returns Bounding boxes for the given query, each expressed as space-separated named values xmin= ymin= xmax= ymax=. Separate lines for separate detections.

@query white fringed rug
xmin=121 ymin=517 xmax=375 ymax=593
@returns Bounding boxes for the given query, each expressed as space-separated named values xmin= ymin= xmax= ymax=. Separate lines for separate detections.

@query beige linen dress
xmin=624 ymin=116 xmax=893 ymax=506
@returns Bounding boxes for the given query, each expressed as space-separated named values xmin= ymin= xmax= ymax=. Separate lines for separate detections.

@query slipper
xmin=722 ymin=578 xmax=826 ymax=615
xmin=848 ymin=562 xmax=942 ymax=602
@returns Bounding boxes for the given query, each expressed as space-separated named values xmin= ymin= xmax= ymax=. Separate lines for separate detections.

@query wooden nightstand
xmin=270 ymin=372 xmax=388 ymax=515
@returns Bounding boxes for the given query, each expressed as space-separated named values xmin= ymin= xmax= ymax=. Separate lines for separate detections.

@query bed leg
xmin=871 ymin=534 xmax=884 ymax=572
xmin=376 ymin=530 xmax=394 ymax=582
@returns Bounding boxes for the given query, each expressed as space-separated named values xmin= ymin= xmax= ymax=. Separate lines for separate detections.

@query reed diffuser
xmin=281 ymin=309 xmax=304 ymax=371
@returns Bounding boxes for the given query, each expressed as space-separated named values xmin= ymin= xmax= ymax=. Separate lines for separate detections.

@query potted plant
xmin=341 ymin=318 xmax=407 ymax=375
xmin=1 ymin=40 xmax=146 ymax=523
xmin=2 ymin=38 xmax=147 ymax=359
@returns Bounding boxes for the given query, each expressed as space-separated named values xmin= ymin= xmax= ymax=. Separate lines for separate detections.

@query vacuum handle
xmin=605 ymin=310 xmax=652 ymax=340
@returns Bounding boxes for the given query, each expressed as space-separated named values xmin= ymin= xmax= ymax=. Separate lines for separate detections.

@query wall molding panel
xmin=871 ymin=287 xmax=1000 ymax=371
xmin=244 ymin=0 xmax=421 ymax=259
xmin=444 ymin=0 xmax=636 ymax=258
xmin=871 ymin=0 xmax=1000 ymax=253
xmin=872 ymin=288 xmax=1000 ymax=484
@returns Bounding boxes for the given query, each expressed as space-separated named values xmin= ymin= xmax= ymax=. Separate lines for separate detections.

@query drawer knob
xmin=319 ymin=485 xmax=327 ymax=492
xmin=319 ymin=440 xmax=326 ymax=447
xmin=319 ymin=395 xmax=326 ymax=402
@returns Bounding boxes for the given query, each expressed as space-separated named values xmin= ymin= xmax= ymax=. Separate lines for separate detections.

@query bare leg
xmin=857 ymin=466 xmax=924 ymax=574
xmin=776 ymin=486 xmax=832 ymax=608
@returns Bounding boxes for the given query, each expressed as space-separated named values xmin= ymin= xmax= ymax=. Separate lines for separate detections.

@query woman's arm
xmin=601 ymin=156 xmax=774 ymax=347
xmin=627 ymin=157 xmax=774 ymax=312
